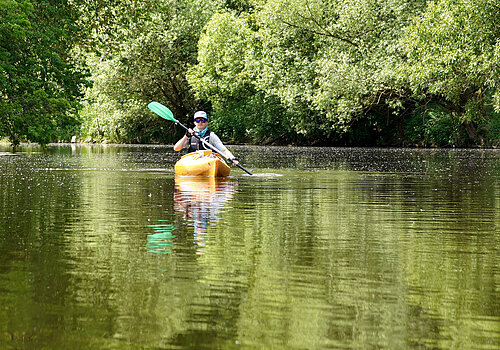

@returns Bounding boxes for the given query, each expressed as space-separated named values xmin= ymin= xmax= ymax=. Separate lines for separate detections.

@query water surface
xmin=0 ymin=144 xmax=498 ymax=349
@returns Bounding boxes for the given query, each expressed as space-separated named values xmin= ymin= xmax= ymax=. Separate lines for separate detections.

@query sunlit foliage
xmin=401 ymin=0 xmax=500 ymax=146
xmin=187 ymin=0 xmax=428 ymax=144
xmin=1 ymin=0 xmax=498 ymax=146
xmin=0 ymin=0 xmax=89 ymax=145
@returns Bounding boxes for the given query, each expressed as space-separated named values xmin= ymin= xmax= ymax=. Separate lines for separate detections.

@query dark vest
xmin=187 ymin=129 xmax=212 ymax=152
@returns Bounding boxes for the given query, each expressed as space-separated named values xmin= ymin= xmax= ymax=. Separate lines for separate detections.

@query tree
xmin=0 ymin=0 xmax=89 ymax=145
xmin=80 ymin=0 xmax=223 ymax=143
xmin=187 ymin=0 xmax=426 ymax=144
xmin=401 ymin=0 xmax=500 ymax=145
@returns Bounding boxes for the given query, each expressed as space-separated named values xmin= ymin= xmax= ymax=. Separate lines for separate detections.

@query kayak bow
xmin=175 ymin=150 xmax=230 ymax=177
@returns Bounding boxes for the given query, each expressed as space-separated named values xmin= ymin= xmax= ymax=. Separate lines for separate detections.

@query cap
xmin=193 ymin=111 xmax=208 ymax=120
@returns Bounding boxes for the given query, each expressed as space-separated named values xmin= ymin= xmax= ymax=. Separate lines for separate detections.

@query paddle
xmin=148 ymin=102 xmax=253 ymax=175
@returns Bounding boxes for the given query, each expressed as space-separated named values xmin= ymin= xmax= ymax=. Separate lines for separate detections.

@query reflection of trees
xmin=0 ymin=145 xmax=186 ymax=347
xmin=0 ymin=151 xmax=82 ymax=344
xmin=173 ymin=176 xmax=237 ymax=254
xmin=191 ymin=168 xmax=499 ymax=348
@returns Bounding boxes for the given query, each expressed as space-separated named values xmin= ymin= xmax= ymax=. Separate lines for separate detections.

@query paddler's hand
xmin=230 ymin=157 xmax=239 ymax=166
xmin=185 ymin=128 xmax=194 ymax=137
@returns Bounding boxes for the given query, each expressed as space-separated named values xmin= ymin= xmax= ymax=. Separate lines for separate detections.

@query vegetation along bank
xmin=1 ymin=0 xmax=499 ymax=147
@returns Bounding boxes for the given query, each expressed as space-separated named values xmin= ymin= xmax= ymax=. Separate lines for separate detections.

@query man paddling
xmin=173 ymin=111 xmax=239 ymax=165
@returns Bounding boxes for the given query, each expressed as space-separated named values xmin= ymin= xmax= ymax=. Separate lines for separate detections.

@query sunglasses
xmin=195 ymin=118 xmax=207 ymax=123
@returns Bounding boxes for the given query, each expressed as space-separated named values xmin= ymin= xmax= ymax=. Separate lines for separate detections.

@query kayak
xmin=174 ymin=150 xmax=230 ymax=177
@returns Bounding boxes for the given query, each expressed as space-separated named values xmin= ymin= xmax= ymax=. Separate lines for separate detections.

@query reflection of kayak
xmin=174 ymin=176 xmax=236 ymax=210
xmin=174 ymin=175 xmax=231 ymax=194
xmin=174 ymin=175 xmax=236 ymax=225
xmin=174 ymin=150 xmax=230 ymax=177
xmin=174 ymin=176 xmax=236 ymax=255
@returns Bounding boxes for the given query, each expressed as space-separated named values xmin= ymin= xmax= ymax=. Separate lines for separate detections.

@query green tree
xmin=80 ymin=0 xmax=222 ymax=143
xmin=188 ymin=0 xmax=426 ymax=144
xmin=401 ymin=0 xmax=500 ymax=145
xmin=187 ymin=11 xmax=311 ymax=144
xmin=75 ymin=0 xmax=499 ymax=146
xmin=0 ymin=0 xmax=32 ymax=143
xmin=0 ymin=0 xmax=89 ymax=145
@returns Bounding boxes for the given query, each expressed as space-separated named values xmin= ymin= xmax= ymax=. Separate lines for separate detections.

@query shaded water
xmin=0 ymin=144 xmax=498 ymax=349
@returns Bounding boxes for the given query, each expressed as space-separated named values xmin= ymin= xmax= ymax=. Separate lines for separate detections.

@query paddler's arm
xmin=224 ymin=149 xmax=239 ymax=166
xmin=173 ymin=129 xmax=193 ymax=151
xmin=210 ymin=133 xmax=239 ymax=165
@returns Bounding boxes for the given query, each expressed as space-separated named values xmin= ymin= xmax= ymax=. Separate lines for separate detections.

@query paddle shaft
xmin=176 ymin=121 xmax=253 ymax=176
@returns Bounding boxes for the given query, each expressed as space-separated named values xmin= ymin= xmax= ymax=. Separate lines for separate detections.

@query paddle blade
xmin=148 ymin=102 xmax=177 ymax=122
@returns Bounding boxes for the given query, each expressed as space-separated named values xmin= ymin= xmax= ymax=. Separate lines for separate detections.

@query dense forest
xmin=1 ymin=0 xmax=499 ymax=147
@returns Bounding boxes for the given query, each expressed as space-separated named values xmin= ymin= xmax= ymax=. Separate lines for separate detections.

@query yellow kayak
xmin=174 ymin=150 xmax=230 ymax=177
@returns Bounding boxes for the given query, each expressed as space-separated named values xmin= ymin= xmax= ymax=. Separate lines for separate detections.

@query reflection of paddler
xmin=174 ymin=176 xmax=237 ymax=219
xmin=174 ymin=176 xmax=237 ymax=254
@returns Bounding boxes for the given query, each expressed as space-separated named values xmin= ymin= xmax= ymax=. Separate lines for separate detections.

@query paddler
xmin=173 ymin=111 xmax=239 ymax=165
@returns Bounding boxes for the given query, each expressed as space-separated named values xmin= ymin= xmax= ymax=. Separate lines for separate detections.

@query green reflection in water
xmin=0 ymin=144 xmax=498 ymax=349
xmin=147 ymin=221 xmax=175 ymax=254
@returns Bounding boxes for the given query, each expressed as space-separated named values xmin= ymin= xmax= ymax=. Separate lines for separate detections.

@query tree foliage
xmin=0 ymin=0 xmax=89 ymax=145
xmin=80 ymin=0 xmax=224 ymax=143
xmin=1 ymin=0 xmax=498 ymax=146
xmin=401 ymin=0 xmax=500 ymax=145
xmin=185 ymin=0 xmax=428 ymax=144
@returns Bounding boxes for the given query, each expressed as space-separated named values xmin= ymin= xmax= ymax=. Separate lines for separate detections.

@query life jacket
xmin=187 ymin=129 xmax=212 ymax=152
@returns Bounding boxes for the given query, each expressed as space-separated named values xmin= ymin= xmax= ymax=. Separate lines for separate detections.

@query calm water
xmin=0 ymin=144 xmax=498 ymax=349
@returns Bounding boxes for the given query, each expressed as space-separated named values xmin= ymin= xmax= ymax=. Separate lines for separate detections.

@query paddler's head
xmin=193 ymin=111 xmax=208 ymax=127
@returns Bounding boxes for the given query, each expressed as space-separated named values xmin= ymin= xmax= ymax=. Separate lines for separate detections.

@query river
xmin=0 ymin=144 xmax=498 ymax=349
